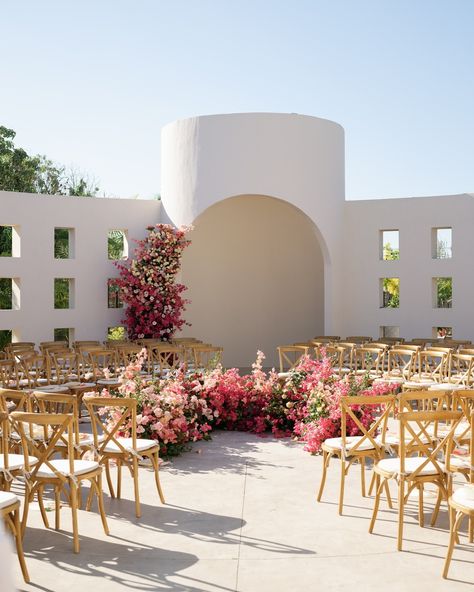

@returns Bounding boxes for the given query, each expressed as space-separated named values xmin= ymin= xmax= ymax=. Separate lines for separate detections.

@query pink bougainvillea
xmin=96 ymin=351 xmax=398 ymax=457
xmin=115 ymin=224 xmax=191 ymax=340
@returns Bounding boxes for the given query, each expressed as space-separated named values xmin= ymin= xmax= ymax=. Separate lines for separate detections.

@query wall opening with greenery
xmin=434 ymin=277 xmax=452 ymax=308
xmin=380 ymin=277 xmax=399 ymax=308
xmin=380 ymin=229 xmax=399 ymax=260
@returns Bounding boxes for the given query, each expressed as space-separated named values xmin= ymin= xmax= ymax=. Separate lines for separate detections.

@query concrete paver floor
xmin=13 ymin=431 xmax=474 ymax=591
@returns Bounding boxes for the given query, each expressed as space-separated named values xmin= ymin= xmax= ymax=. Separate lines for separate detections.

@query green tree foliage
xmin=383 ymin=243 xmax=400 ymax=261
xmin=0 ymin=126 xmax=99 ymax=196
xmin=437 ymin=278 xmax=452 ymax=308
xmin=0 ymin=226 xmax=12 ymax=256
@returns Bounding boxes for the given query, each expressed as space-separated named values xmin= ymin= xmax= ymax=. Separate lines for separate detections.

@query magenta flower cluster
xmin=115 ymin=224 xmax=192 ymax=340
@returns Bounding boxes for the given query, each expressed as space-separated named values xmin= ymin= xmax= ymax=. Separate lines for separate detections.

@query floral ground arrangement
xmin=97 ymin=351 xmax=397 ymax=457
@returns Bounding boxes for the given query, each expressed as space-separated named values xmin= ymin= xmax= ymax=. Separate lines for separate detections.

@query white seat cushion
xmin=376 ymin=456 xmax=444 ymax=476
xmin=452 ymin=485 xmax=474 ymax=509
xmin=36 ymin=459 xmax=99 ymax=478
xmin=56 ymin=433 xmax=105 ymax=448
xmin=103 ymin=437 xmax=157 ymax=454
xmin=0 ymin=454 xmax=38 ymax=471
xmin=323 ymin=436 xmax=375 ymax=452
xmin=449 ymin=454 xmax=471 ymax=470
xmin=0 ymin=490 xmax=19 ymax=510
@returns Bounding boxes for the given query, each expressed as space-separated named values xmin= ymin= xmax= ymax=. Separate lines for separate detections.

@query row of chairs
xmin=0 ymin=338 xmax=223 ymax=389
xmin=278 ymin=339 xmax=474 ymax=386
xmin=0 ymin=386 xmax=165 ymax=582
xmin=316 ymin=388 xmax=474 ymax=578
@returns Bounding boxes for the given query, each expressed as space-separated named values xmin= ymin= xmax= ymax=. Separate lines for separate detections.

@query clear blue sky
xmin=2 ymin=1 xmax=473 ymax=200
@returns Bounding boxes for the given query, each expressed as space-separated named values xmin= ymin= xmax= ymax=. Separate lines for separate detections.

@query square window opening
xmin=108 ymin=326 xmax=126 ymax=340
xmin=54 ymin=228 xmax=75 ymax=259
xmin=54 ymin=278 xmax=74 ymax=309
xmin=380 ymin=230 xmax=399 ymax=260
xmin=0 ymin=278 xmax=20 ymax=310
xmin=433 ymin=277 xmax=452 ymax=308
xmin=380 ymin=326 xmax=400 ymax=338
xmin=432 ymin=227 xmax=452 ymax=259
xmin=433 ymin=326 xmax=453 ymax=339
xmin=54 ymin=328 xmax=74 ymax=345
xmin=380 ymin=278 xmax=399 ymax=308
xmin=107 ymin=279 xmax=123 ymax=309
xmin=0 ymin=225 xmax=20 ymax=257
xmin=108 ymin=230 xmax=128 ymax=260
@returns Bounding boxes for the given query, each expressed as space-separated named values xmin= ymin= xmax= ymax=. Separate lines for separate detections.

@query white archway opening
xmin=179 ymin=195 xmax=325 ymax=368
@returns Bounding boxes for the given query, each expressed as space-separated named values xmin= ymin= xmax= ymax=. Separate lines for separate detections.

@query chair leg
xmin=37 ymin=484 xmax=50 ymax=529
xmin=338 ymin=457 xmax=346 ymax=516
xmin=397 ymin=479 xmax=405 ymax=551
xmin=418 ymin=484 xmax=424 ymax=528
xmin=369 ymin=475 xmax=383 ymax=533
xmin=70 ymin=482 xmax=80 ymax=553
xmin=10 ymin=508 xmax=30 ymax=583
xmin=117 ymin=460 xmax=122 ymax=499
xmin=95 ymin=473 xmax=110 ymax=536
xmin=54 ymin=485 xmax=61 ymax=530
xmin=368 ymin=470 xmax=376 ymax=496
xmin=443 ymin=510 xmax=464 ymax=579
xmin=431 ymin=488 xmax=443 ymax=527
xmin=360 ymin=457 xmax=366 ymax=497
xmin=383 ymin=480 xmax=393 ymax=509
xmin=105 ymin=459 xmax=115 ymax=498
xmin=152 ymin=452 xmax=165 ymax=503
xmin=317 ymin=451 xmax=330 ymax=502
xmin=132 ymin=457 xmax=141 ymax=518
xmin=470 ymin=516 xmax=474 ymax=544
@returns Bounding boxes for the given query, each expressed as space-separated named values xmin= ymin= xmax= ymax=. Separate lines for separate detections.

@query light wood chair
xmin=317 ymin=394 xmax=397 ymax=514
xmin=447 ymin=353 xmax=474 ymax=386
xmin=443 ymin=411 xmax=474 ymax=578
xmin=11 ymin=411 xmax=109 ymax=553
xmin=277 ymin=345 xmax=308 ymax=373
xmin=386 ymin=348 xmax=418 ymax=381
xmin=0 ymin=412 xmax=29 ymax=582
xmin=193 ymin=346 xmax=223 ymax=371
xmin=84 ymin=396 xmax=165 ymax=518
xmin=369 ymin=409 xmax=463 ymax=550
xmin=353 ymin=347 xmax=385 ymax=378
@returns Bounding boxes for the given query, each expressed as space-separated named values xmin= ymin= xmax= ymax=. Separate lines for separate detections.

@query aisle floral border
xmin=96 ymin=350 xmax=397 ymax=457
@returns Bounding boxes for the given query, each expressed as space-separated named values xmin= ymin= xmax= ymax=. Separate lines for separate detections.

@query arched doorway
xmin=179 ymin=195 xmax=325 ymax=368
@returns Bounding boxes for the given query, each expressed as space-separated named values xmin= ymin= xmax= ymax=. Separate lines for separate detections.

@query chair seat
xmin=322 ymin=436 xmax=375 ymax=452
xmin=0 ymin=490 xmax=19 ymax=510
xmin=428 ymin=383 xmax=465 ymax=391
xmin=103 ymin=437 xmax=158 ymax=454
xmin=0 ymin=454 xmax=38 ymax=471
xmin=449 ymin=454 xmax=471 ymax=470
xmin=36 ymin=459 xmax=100 ymax=478
xmin=56 ymin=433 xmax=105 ymax=448
xmin=376 ymin=456 xmax=444 ymax=476
xmin=377 ymin=432 xmax=431 ymax=446
xmin=452 ymin=484 xmax=474 ymax=509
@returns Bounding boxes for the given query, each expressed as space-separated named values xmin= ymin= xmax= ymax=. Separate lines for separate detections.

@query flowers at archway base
xmin=97 ymin=351 xmax=398 ymax=457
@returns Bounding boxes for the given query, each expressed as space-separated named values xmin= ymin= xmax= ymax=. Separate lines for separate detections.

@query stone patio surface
xmin=13 ymin=431 xmax=474 ymax=591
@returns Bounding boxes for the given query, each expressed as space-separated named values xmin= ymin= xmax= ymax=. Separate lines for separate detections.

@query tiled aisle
xmin=15 ymin=431 xmax=474 ymax=591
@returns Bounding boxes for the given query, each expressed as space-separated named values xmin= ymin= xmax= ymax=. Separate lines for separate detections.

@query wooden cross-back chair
xmin=443 ymin=411 xmax=474 ymax=578
xmin=115 ymin=344 xmax=143 ymax=368
xmin=193 ymin=346 xmax=223 ymax=372
xmin=84 ymin=396 xmax=165 ymax=518
xmin=10 ymin=410 xmax=109 ymax=553
xmin=317 ymin=394 xmax=397 ymax=515
xmin=87 ymin=349 xmax=118 ymax=378
xmin=447 ymin=353 xmax=474 ymax=387
xmin=369 ymin=409 xmax=463 ymax=551
xmin=0 ymin=412 xmax=30 ymax=582
xmin=277 ymin=345 xmax=308 ymax=373
xmin=0 ymin=359 xmax=18 ymax=388
xmin=15 ymin=351 xmax=48 ymax=388
xmin=50 ymin=350 xmax=80 ymax=384
xmin=416 ymin=349 xmax=449 ymax=383
xmin=386 ymin=348 xmax=418 ymax=381
xmin=150 ymin=344 xmax=183 ymax=376
xmin=315 ymin=345 xmax=347 ymax=375
xmin=353 ymin=347 xmax=385 ymax=378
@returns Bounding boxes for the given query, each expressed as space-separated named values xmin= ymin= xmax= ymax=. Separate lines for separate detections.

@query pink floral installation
xmin=97 ymin=351 xmax=398 ymax=458
xmin=115 ymin=224 xmax=192 ymax=340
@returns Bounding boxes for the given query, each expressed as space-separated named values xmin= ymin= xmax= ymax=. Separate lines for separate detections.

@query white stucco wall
xmin=161 ymin=113 xmax=346 ymax=336
xmin=342 ymin=194 xmax=474 ymax=341
xmin=0 ymin=191 xmax=160 ymax=345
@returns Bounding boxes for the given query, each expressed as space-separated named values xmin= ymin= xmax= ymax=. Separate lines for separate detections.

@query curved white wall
xmin=161 ymin=113 xmax=346 ymax=337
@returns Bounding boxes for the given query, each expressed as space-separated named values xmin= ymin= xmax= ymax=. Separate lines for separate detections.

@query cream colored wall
xmin=0 ymin=191 xmax=160 ymax=345
xmin=343 ymin=193 xmax=474 ymax=340
xmin=179 ymin=195 xmax=324 ymax=368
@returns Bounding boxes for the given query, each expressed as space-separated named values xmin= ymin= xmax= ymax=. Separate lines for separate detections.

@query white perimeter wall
xmin=0 ymin=191 xmax=160 ymax=345
xmin=343 ymin=193 xmax=474 ymax=340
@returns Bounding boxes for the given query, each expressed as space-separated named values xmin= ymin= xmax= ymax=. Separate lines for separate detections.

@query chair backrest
xmin=0 ymin=388 xmax=30 ymax=414
xmin=399 ymin=409 xmax=463 ymax=478
xmin=315 ymin=345 xmax=345 ymax=372
xmin=88 ymin=349 xmax=118 ymax=377
xmin=313 ymin=336 xmax=340 ymax=342
xmin=448 ymin=353 xmax=474 ymax=386
xmin=193 ymin=346 xmax=223 ymax=371
xmin=50 ymin=350 xmax=79 ymax=383
xmin=353 ymin=347 xmax=385 ymax=375
xmin=84 ymin=396 xmax=137 ymax=455
xmin=345 ymin=336 xmax=372 ymax=344
xmin=115 ymin=344 xmax=143 ymax=367
xmin=340 ymin=394 xmax=397 ymax=455
xmin=0 ymin=360 xmax=17 ymax=388
xmin=398 ymin=389 xmax=447 ymax=412
xmin=277 ymin=345 xmax=308 ymax=372
xmin=387 ymin=348 xmax=418 ymax=380
xmin=10 ymin=411 xmax=75 ymax=480
xmin=393 ymin=344 xmax=421 ymax=352
xmin=418 ymin=349 xmax=449 ymax=382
